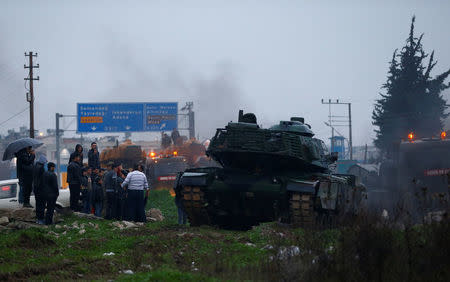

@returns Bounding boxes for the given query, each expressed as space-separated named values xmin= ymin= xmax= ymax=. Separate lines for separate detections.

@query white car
xmin=0 ymin=179 xmax=70 ymax=210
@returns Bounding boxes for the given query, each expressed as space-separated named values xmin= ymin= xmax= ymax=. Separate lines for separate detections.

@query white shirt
xmin=121 ymin=170 xmax=149 ymax=191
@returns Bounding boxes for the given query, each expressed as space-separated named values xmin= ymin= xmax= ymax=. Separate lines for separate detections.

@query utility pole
xmin=24 ymin=52 xmax=39 ymax=138
xmin=55 ymin=113 xmax=76 ymax=187
xmin=364 ymin=144 xmax=368 ymax=164
xmin=56 ymin=113 xmax=61 ymax=187
xmin=180 ymin=102 xmax=195 ymax=139
xmin=348 ymin=103 xmax=352 ymax=160
xmin=321 ymin=99 xmax=353 ymax=160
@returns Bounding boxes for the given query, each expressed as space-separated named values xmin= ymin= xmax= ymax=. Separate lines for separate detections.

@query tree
xmin=372 ymin=16 xmax=450 ymax=154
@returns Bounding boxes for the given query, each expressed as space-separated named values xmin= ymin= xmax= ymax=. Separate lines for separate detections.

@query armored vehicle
xmin=377 ymin=132 xmax=450 ymax=218
xmin=146 ymin=156 xmax=189 ymax=190
xmin=100 ymin=140 xmax=146 ymax=170
xmin=145 ymin=140 xmax=219 ymax=191
xmin=174 ymin=111 xmax=365 ymax=228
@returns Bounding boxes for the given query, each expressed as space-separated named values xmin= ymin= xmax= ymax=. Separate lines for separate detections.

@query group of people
xmin=14 ymin=141 xmax=150 ymax=225
xmin=67 ymin=142 xmax=149 ymax=222
xmin=161 ymin=128 xmax=183 ymax=149
xmin=15 ymin=146 xmax=59 ymax=225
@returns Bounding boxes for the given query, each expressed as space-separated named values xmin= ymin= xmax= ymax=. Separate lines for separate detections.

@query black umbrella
xmin=2 ymin=138 xmax=43 ymax=161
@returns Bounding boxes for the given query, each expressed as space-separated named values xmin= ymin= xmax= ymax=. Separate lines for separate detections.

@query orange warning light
xmin=441 ymin=131 xmax=447 ymax=140
xmin=408 ymin=132 xmax=414 ymax=141
xmin=150 ymin=152 xmax=156 ymax=158
xmin=173 ymin=151 xmax=178 ymax=156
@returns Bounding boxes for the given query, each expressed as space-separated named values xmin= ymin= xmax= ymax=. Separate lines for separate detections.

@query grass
xmin=0 ymin=190 xmax=449 ymax=281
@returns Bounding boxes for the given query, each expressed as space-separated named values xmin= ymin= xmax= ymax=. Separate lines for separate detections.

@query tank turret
xmin=207 ymin=111 xmax=331 ymax=173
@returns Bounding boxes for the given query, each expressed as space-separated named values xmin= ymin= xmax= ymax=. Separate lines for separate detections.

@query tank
xmin=100 ymin=140 xmax=146 ymax=170
xmin=174 ymin=111 xmax=366 ymax=228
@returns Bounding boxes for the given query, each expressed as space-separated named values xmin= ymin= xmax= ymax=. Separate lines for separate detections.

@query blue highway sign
xmin=77 ymin=103 xmax=178 ymax=133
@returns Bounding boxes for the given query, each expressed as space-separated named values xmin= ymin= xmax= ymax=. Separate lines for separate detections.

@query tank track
xmin=182 ymin=186 xmax=210 ymax=226
xmin=289 ymin=192 xmax=315 ymax=227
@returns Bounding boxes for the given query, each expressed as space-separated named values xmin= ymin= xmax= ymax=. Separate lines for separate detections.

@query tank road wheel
xmin=182 ymin=186 xmax=210 ymax=226
xmin=289 ymin=192 xmax=315 ymax=228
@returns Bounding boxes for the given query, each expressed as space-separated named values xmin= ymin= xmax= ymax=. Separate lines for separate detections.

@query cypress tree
xmin=372 ymin=16 xmax=450 ymax=154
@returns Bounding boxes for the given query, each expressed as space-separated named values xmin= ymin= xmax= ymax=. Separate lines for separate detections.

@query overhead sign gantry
xmin=77 ymin=102 xmax=178 ymax=132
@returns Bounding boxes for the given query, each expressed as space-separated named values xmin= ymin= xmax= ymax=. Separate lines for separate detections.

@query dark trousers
xmin=35 ymin=195 xmax=45 ymax=220
xmin=69 ymin=184 xmax=81 ymax=211
xmin=115 ymin=196 xmax=126 ymax=220
xmin=19 ymin=184 xmax=24 ymax=204
xmin=82 ymin=190 xmax=91 ymax=214
xmin=105 ymin=192 xmax=115 ymax=219
xmin=44 ymin=196 xmax=57 ymax=225
xmin=94 ymin=201 xmax=103 ymax=217
xmin=116 ymin=196 xmax=127 ymax=220
xmin=175 ymin=198 xmax=187 ymax=224
xmin=22 ymin=181 xmax=33 ymax=205
xmin=126 ymin=190 xmax=146 ymax=222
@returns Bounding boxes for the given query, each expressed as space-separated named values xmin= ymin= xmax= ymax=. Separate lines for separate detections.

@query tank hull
xmin=175 ymin=167 xmax=364 ymax=228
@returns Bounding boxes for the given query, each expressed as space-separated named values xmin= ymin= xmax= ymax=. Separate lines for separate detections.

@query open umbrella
xmin=2 ymin=138 xmax=43 ymax=161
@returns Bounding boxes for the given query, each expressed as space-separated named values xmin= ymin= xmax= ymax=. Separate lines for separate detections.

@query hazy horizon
xmin=1 ymin=0 xmax=449 ymax=145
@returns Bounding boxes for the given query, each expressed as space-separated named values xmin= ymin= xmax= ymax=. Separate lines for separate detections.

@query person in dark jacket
xmin=104 ymin=162 xmax=116 ymax=219
xmin=171 ymin=128 xmax=181 ymax=146
xmin=88 ymin=142 xmax=100 ymax=170
xmin=41 ymin=162 xmax=59 ymax=225
xmin=33 ymin=155 xmax=47 ymax=224
xmin=91 ymin=173 xmax=104 ymax=217
xmin=114 ymin=165 xmax=127 ymax=220
xmin=67 ymin=155 xmax=82 ymax=211
xmin=161 ymin=133 xmax=172 ymax=149
xmin=69 ymin=144 xmax=84 ymax=165
xmin=174 ymin=173 xmax=187 ymax=225
xmin=16 ymin=146 xmax=35 ymax=207
xmin=81 ymin=167 xmax=92 ymax=214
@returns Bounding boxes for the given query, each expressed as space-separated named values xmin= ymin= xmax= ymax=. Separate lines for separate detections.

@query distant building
xmin=347 ymin=163 xmax=379 ymax=189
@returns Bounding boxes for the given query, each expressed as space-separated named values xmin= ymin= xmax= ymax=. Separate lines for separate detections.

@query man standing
xmin=69 ymin=144 xmax=83 ymax=165
xmin=171 ymin=128 xmax=181 ymax=146
xmin=161 ymin=133 xmax=172 ymax=149
xmin=103 ymin=162 xmax=116 ymax=219
xmin=122 ymin=163 xmax=148 ymax=222
xmin=88 ymin=142 xmax=100 ymax=170
xmin=41 ymin=162 xmax=59 ymax=225
xmin=139 ymin=164 xmax=150 ymax=207
xmin=81 ymin=167 xmax=92 ymax=214
xmin=67 ymin=154 xmax=82 ymax=211
xmin=114 ymin=165 xmax=127 ymax=220
xmin=174 ymin=173 xmax=187 ymax=225
xmin=33 ymin=155 xmax=47 ymax=224
xmin=92 ymin=172 xmax=104 ymax=217
xmin=16 ymin=146 xmax=35 ymax=207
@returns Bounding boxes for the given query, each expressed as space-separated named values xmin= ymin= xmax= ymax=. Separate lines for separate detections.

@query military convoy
xmin=174 ymin=111 xmax=366 ymax=228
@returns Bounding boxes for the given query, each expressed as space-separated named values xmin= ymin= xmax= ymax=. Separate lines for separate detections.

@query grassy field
xmin=0 ymin=190 xmax=449 ymax=281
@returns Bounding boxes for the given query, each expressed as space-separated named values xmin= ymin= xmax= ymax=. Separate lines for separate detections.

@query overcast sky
xmin=1 ymin=0 xmax=449 ymax=145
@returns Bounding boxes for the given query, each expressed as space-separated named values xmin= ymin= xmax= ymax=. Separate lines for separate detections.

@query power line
xmin=0 ymin=107 xmax=29 ymax=127
xmin=321 ymin=99 xmax=353 ymax=160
